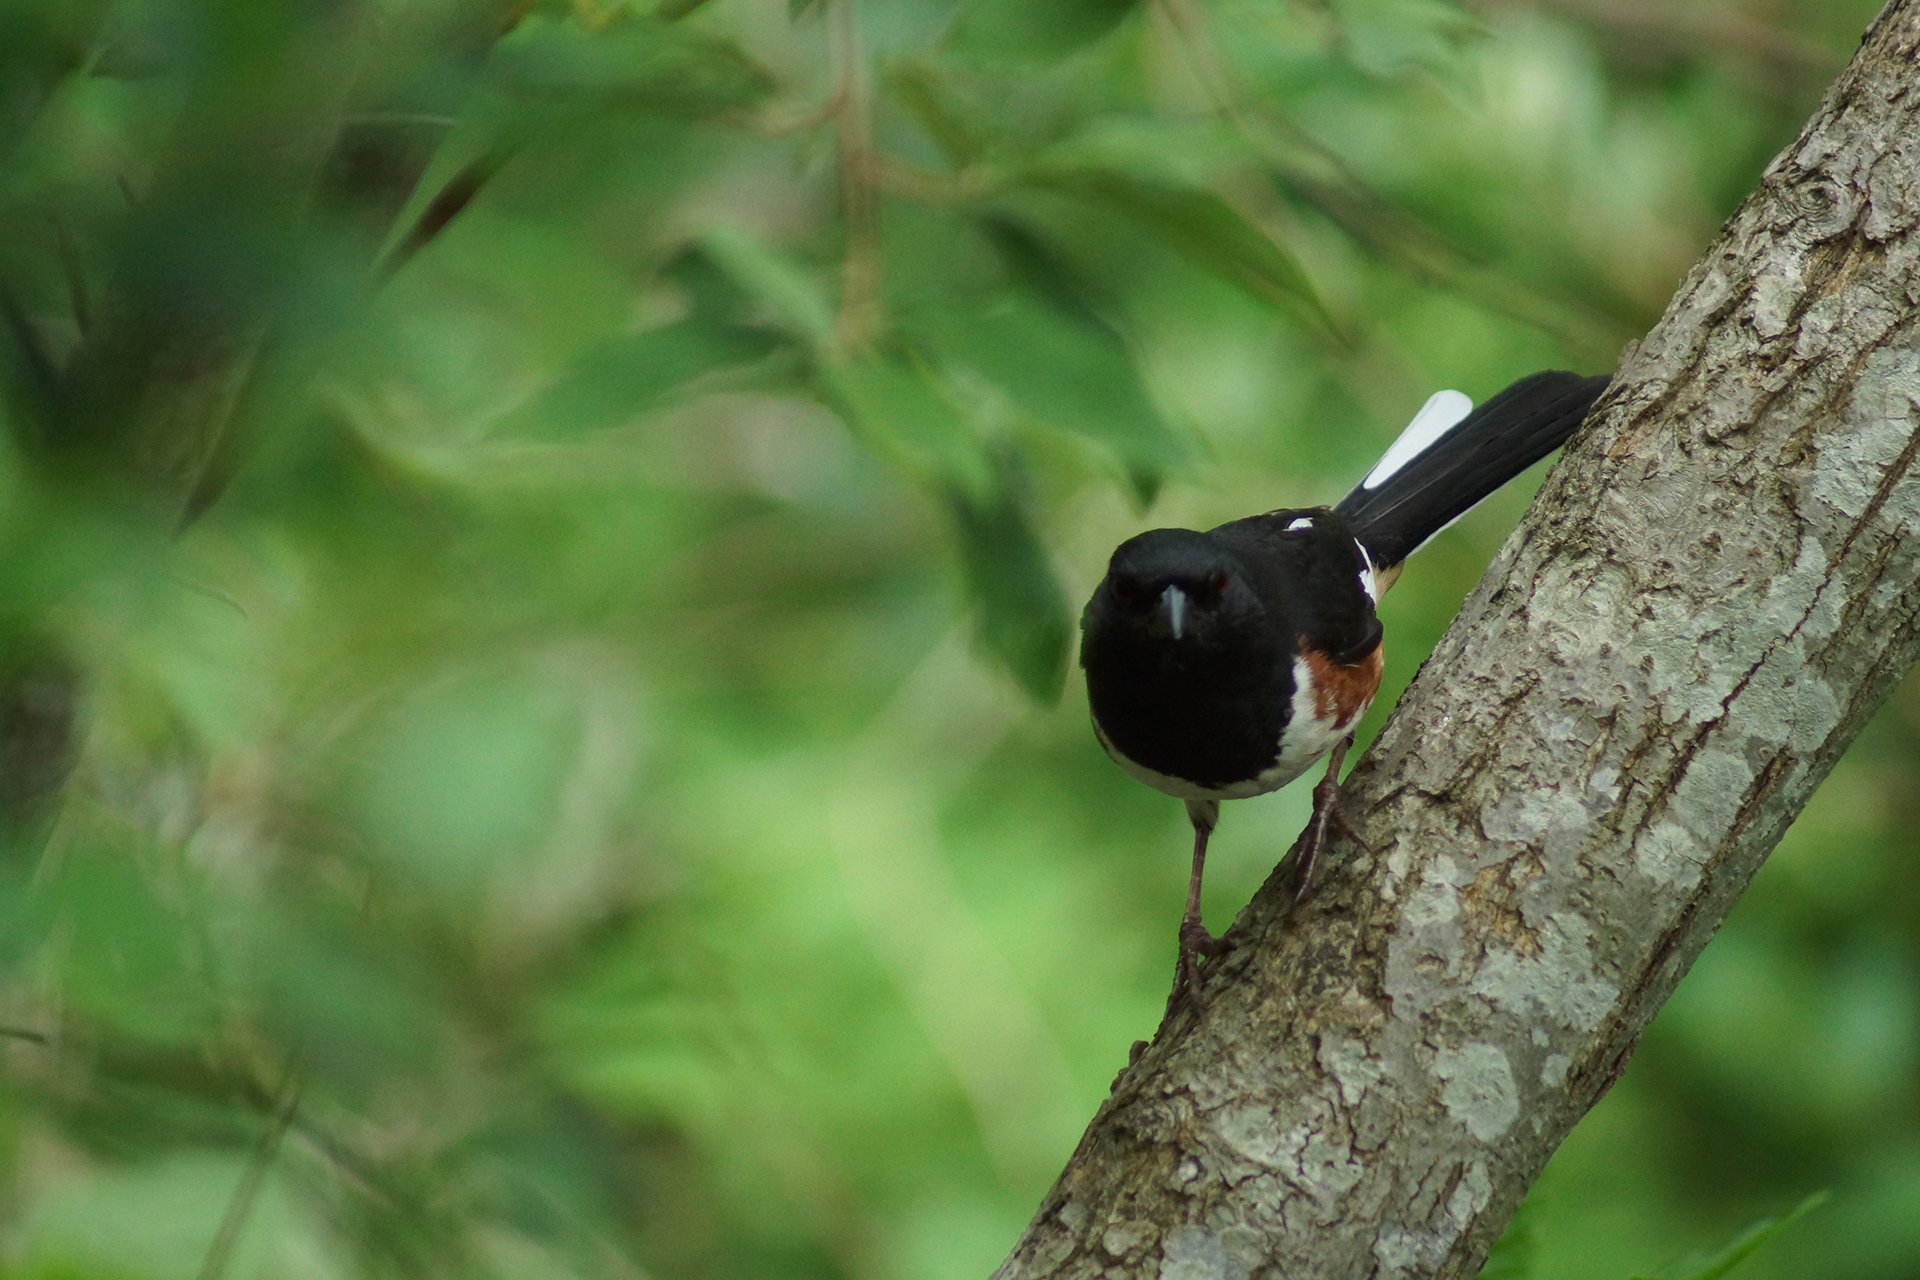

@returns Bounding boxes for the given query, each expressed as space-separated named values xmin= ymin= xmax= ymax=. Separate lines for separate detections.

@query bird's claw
xmin=1168 ymin=916 xmax=1231 ymax=1019
xmin=1291 ymin=773 xmax=1370 ymax=903
xmin=1179 ymin=915 xmax=1227 ymax=961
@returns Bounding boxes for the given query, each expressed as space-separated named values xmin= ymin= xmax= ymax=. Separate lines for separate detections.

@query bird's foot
xmin=1290 ymin=771 xmax=1370 ymax=904
xmin=1167 ymin=915 xmax=1230 ymax=1019
xmin=1110 ymin=1038 xmax=1150 ymax=1093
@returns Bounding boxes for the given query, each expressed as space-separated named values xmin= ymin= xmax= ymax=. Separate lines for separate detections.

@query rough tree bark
xmin=995 ymin=3 xmax=1920 ymax=1277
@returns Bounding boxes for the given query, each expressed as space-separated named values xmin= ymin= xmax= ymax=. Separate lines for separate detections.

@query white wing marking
xmin=1360 ymin=389 xmax=1473 ymax=491
xmin=1355 ymin=539 xmax=1382 ymax=602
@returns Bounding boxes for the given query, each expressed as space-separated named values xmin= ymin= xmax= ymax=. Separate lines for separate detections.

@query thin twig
xmin=874 ymin=153 xmax=996 ymax=204
xmin=730 ymin=92 xmax=845 ymax=138
xmin=828 ymin=0 xmax=881 ymax=355
xmin=197 ymin=1057 xmax=303 ymax=1280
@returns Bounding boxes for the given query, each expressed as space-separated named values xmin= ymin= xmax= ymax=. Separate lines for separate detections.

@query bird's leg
xmin=1170 ymin=799 xmax=1226 ymax=1015
xmin=1291 ymin=735 xmax=1368 ymax=902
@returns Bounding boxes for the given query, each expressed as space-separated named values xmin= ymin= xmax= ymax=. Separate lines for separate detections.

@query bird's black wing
xmin=1210 ymin=508 xmax=1382 ymax=666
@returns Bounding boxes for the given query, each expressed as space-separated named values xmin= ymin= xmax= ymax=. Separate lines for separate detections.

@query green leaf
xmin=44 ymin=853 xmax=212 ymax=1045
xmin=949 ymin=457 xmax=1071 ymax=702
xmin=974 ymin=213 xmax=1114 ymax=334
xmin=345 ymin=670 xmax=580 ymax=889
xmin=944 ymin=0 xmax=1141 ymax=65
xmin=1029 ymin=116 xmax=1250 ymax=188
xmin=492 ymin=316 xmax=783 ymax=440
xmin=822 ymin=353 xmax=995 ymax=501
xmin=696 ymin=225 xmax=837 ymax=348
xmin=1330 ymin=0 xmax=1479 ymax=79
xmin=906 ymin=288 xmax=1184 ymax=491
xmin=819 ymin=347 xmax=1069 ymax=701
xmin=488 ymin=12 xmax=773 ymax=117
xmin=1632 ymin=1193 xmax=1829 ymax=1280
xmin=1022 ymin=152 xmax=1328 ymax=321
xmin=1087 ymin=173 xmax=1318 ymax=306
xmin=887 ymin=57 xmax=996 ymax=166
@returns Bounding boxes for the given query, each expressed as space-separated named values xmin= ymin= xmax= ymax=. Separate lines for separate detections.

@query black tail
xmin=1335 ymin=370 xmax=1609 ymax=567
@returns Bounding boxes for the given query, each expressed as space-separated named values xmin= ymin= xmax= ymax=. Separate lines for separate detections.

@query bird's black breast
xmin=1083 ymin=642 xmax=1294 ymax=790
xmin=1080 ymin=509 xmax=1381 ymax=792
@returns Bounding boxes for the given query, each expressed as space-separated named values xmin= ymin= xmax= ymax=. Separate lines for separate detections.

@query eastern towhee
xmin=1080 ymin=370 xmax=1611 ymax=1009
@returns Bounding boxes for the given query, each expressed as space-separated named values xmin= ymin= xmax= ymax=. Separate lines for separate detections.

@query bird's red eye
xmin=1196 ymin=568 xmax=1232 ymax=603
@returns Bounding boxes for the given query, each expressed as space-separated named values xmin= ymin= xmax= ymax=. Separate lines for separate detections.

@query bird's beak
xmin=1159 ymin=585 xmax=1188 ymax=641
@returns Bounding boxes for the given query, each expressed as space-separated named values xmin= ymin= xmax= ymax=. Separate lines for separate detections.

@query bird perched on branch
xmin=1080 ymin=370 xmax=1611 ymax=1011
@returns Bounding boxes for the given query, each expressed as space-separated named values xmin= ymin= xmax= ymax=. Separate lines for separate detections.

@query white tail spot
xmin=1361 ymin=389 xmax=1473 ymax=491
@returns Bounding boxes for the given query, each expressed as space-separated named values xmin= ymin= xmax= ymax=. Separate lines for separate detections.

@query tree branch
xmin=995 ymin=2 xmax=1920 ymax=1276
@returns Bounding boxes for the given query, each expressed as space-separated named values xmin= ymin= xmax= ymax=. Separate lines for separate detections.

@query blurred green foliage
xmin=0 ymin=0 xmax=1910 ymax=1278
